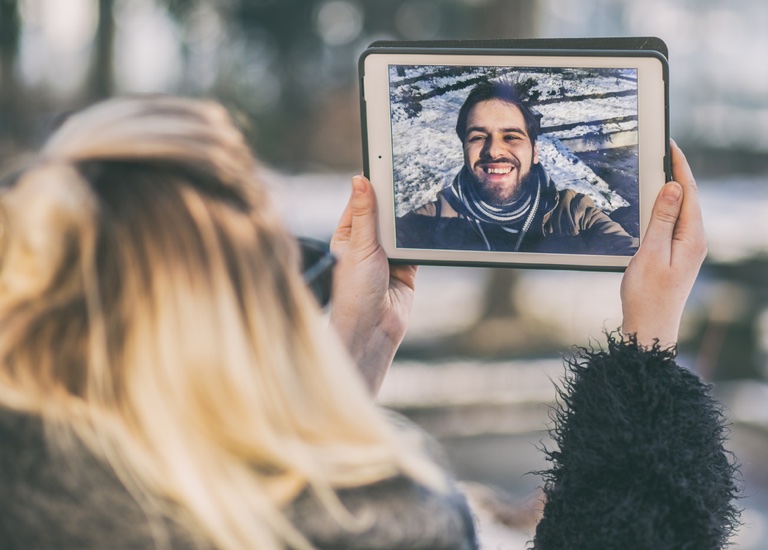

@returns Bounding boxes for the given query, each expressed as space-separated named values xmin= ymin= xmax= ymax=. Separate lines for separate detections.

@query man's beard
xmin=473 ymin=166 xmax=537 ymax=207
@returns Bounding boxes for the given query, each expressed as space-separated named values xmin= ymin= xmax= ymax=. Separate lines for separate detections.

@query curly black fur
xmin=532 ymin=334 xmax=741 ymax=550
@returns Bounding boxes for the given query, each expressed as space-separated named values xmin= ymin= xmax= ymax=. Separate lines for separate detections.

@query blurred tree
xmin=158 ymin=0 xmax=539 ymax=171
xmin=0 ymin=0 xmax=24 ymax=147
xmin=87 ymin=0 xmax=116 ymax=100
xmin=164 ymin=0 xmax=195 ymax=19
xmin=1 ymin=0 xmax=540 ymax=171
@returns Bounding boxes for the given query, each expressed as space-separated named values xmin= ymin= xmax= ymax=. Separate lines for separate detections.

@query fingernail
xmin=352 ymin=176 xmax=366 ymax=196
xmin=662 ymin=181 xmax=682 ymax=202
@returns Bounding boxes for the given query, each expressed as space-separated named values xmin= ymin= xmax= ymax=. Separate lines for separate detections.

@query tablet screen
xmin=389 ymin=65 xmax=639 ymax=256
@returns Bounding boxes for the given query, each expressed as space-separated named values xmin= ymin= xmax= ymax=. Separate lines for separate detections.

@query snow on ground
xmin=389 ymin=66 xmax=636 ymax=101
xmin=537 ymin=95 xmax=636 ymax=129
xmin=389 ymin=66 xmax=637 ymax=217
xmin=546 ymin=119 xmax=637 ymax=142
xmin=537 ymin=136 xmax=629 ymax=212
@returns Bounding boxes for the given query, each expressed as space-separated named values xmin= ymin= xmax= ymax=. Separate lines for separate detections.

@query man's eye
xmin=468 ymin=135 xmax=485 ymax=142
xmin=504 ymin=134 xmax=522 ymax=141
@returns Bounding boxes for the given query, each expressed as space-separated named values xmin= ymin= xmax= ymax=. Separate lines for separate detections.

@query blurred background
xmin=1 ymin=0 xmax=767 ymax=547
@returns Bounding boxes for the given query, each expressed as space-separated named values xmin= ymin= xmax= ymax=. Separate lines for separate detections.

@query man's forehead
xmin=466 ymin=99 xmax=528 ymax=131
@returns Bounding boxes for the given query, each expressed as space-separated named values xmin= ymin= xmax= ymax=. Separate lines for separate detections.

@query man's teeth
xmin=485 ymin=166 xmax=512 ymax=174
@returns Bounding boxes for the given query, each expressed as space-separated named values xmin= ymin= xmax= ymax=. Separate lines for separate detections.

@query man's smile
xmin=484 ymin=165 xmax=513 ymax=175
xmin=478 ymin=161 xmax=516 ymax=176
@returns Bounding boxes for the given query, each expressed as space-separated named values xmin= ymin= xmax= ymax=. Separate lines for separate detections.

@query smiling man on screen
xmin=396 ymin=81 xmax=637 ymax=255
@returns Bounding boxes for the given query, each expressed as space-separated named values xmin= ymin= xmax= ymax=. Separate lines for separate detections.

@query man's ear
xmin=533 ymin=143 xmax=540 ymax=164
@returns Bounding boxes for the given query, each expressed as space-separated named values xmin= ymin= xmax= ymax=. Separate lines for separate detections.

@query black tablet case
xmin=366 ymin=37 xmax=668 ymax=59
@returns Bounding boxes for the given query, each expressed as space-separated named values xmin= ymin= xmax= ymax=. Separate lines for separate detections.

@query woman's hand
xmin=620 ymin=141 xmax=708 ymax=348
xmin=329 ymin=175 xmax=417 ymax=395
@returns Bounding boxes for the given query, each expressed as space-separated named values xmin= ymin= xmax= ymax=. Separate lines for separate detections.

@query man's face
xmin=462 ymin=99 xmax=539 ymax=206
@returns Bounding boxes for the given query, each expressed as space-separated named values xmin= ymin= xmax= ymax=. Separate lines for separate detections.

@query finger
xmin=669 ymin=141 xmax=707 ymax=259
xmin=330 ymin=190 xmax=353 ymax=254
xmin=670 ymin=139 xmax=696 ymax=193
xmin=390 ymin=263 xmax=418 ymax=292
xmin=349 ymin=175 xmax=380 ymax=257
xmin=640 ymin=180 xmax=683 ymax=260
xmin=670 ymin=140 xmax=702 ymax=233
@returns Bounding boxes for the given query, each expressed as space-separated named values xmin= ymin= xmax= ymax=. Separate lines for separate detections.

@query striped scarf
xmin=443 ymin=165 xmax=544 ymax=251
xmin=445 ymin=166 xmax=542 ymax=226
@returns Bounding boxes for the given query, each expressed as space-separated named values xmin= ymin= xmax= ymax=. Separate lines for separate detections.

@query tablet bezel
xmin=360 ymin=48 xmax=669 ymax=271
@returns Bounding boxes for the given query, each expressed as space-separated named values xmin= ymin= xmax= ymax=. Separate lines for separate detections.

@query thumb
xmin=642 ymin=181 xmax=683 ymax=256
xmin=350 ymin=175 xmax=379 ymax=256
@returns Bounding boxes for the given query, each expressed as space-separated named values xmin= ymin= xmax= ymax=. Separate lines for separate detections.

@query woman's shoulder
xmin=289 ymin=473 xmax=478 ymax=550
xmin=0 ymin=406 xmax=203 ymax=549
xmin=289 ymin=409 xmax=478 ymax=550
xmin=0 ymin=407 xmax=478 ymax=549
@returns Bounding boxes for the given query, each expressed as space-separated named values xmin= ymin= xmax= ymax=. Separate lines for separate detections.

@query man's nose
xmin=481 ymin=136 xmax=504 ymax=159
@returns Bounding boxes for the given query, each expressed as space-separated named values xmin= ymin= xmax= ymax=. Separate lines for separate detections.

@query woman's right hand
xmin=329 ymin=175 xmax=418 ymax=395
xmin=620 ymin=140 xmax=707 ymax=348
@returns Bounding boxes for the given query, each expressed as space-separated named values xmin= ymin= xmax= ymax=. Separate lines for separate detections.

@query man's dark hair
xmin=455 ymin=81 xmax=540 ymax=145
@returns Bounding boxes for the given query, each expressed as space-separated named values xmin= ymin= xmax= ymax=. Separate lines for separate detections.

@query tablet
xmin=359 ymin=41 xmax=669 ymax=270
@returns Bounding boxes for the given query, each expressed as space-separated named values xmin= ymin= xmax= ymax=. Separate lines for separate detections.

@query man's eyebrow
xmin=466 ymin=125 xmax=528 ymax=136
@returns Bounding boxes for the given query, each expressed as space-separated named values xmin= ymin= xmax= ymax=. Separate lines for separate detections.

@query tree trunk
xmin=88 ymin=0 xmax=116 ymax=100
xmin=0 ymin=0 xmax=23 ymax=153
xmin=481 ymin=268 xmax=520 ymax=319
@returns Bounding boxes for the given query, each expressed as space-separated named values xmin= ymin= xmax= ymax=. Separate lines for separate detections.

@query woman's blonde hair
xmin=0 ymin=96 xmax=444 ymax=549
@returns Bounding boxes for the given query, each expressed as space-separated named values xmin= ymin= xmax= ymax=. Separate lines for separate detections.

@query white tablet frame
xmin=361 ymin=49 xmax=668 ymax=270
